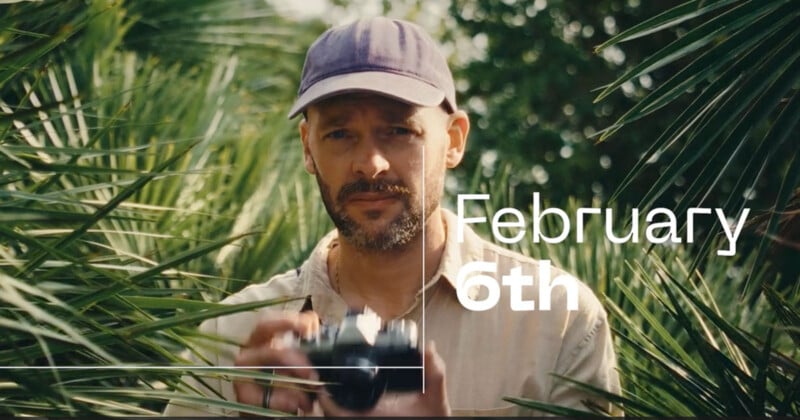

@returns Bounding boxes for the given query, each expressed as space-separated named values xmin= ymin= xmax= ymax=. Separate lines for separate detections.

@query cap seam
xmin=300 ymin=66 xmax=444 ymax=95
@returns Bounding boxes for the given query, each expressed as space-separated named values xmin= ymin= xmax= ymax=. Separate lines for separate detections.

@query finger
xmin=237 ymin=383 xmax=314 ymax=415
xmin=234 ymin=348 xmax=317 ymax=407
xmin=266 ymin=386 xmax=314 ymax=414
xmin=296 ymin=311 xmax=321 ymax=337
xmin=235 ymin=345 xmax=315 ymax=374
xmin=234 ymin=376 xmax=317 ymax=411
xmin=246 ymin=312 xmax=319 ymax=347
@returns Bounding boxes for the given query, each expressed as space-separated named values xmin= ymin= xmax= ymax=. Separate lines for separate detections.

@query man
xmin=164 ymin=16 xmax=620 ymax=417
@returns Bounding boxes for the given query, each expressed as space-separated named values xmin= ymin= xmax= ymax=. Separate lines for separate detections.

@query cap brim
xmin=287 ymin=71 xmax=445 ymax=119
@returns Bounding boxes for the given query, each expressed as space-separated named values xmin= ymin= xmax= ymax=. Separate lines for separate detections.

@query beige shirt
xmin=163 ymin=209 xmax=620 ymax=416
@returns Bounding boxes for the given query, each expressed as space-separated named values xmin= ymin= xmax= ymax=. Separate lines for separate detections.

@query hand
xmin=233 ymin=311 xmax=320 ymax=415
xmin=318 ymin=341 xmax=451 ymax=417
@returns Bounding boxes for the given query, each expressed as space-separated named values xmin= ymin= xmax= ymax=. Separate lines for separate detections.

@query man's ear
xmin=445 ymin=110 xmax=470 ymax=168
xmin=299 ymin=118 xmax=316 ymax=174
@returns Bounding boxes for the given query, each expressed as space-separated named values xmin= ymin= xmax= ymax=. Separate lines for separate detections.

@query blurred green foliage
xmin=450 ymin=0 xmax=685 ymax=208
xmin=441 ymin=0 xmax=792 ymax=225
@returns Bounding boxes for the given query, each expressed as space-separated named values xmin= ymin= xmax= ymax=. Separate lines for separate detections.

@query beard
xmin=314 ymin=171 xmax=439 ymax=253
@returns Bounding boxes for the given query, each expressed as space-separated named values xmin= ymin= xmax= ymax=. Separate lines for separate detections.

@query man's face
xmin=299 ymin=94 xmax=467 ymax=253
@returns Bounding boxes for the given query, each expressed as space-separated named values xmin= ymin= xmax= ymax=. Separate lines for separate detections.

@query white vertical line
xmin=421 ymin=138 xmax=426 ymax=394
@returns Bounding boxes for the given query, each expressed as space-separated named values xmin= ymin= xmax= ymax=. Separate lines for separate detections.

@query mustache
xmin=337 ymin=179 xmax=411 ymax=202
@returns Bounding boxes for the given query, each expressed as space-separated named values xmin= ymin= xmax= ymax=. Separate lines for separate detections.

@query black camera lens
xmin=298 ymin=308 xmax=422 ymax=411
xmin=327 ymin=352 xmax=386 ymax=410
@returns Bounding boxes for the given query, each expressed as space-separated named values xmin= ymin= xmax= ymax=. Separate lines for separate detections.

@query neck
xmin=330 ymin=208 xmax=447 ymax=320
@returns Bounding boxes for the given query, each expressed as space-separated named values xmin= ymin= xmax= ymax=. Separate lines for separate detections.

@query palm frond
xmin=596 ymin=0 xmax=800 ymax=295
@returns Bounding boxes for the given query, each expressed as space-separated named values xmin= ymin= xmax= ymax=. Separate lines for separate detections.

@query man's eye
xmin=388 ymin=127 xmax=412 ymax=136
xmin=324 ymin=129 xmax=349 ymax=140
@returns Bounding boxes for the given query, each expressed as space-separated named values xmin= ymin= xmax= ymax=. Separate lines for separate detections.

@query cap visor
xmin=288 ymin=71 xmax=445 ymax=119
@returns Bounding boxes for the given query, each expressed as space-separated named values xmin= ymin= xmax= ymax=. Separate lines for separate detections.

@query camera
xmin=297 ymin=307 xmax=422 ymax=411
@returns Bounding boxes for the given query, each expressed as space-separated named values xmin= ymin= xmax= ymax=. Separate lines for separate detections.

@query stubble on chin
xmin=314 ymin=174 xmax=434 ymax=254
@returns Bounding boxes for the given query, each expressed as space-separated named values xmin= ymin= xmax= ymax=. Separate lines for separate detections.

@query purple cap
xmin=288 ymin=17 xmax=456 ymax=119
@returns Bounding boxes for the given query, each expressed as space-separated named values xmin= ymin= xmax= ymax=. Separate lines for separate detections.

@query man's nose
xmin=351 ymin=136 xmax=390 ymax=179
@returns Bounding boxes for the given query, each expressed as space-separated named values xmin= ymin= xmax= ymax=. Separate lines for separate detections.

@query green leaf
xmin=595 ymin=0 xmax=780 ymax=103
xmin=595 ymin=0 xmax=740 ymax=49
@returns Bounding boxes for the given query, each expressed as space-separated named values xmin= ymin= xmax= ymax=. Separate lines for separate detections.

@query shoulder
xmin=198 ymin=267 xmax=307 ymax=343
xmin=220 ymin=268 xmax=304 ymax=306
xmin=199 ymin=231 xmax=337 ymax=341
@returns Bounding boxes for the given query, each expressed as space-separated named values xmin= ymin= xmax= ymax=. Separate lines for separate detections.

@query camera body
xmin=297 ymin=308 xmax=422 ymax=411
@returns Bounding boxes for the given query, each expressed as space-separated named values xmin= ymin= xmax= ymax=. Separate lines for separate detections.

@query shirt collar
xmin=401 ymin=208 xmax=486 ymax=309
xmin=298 ymin=230 xmax=348 ymax=324
xmin=435 ymin=208 xmax=486 ymax=295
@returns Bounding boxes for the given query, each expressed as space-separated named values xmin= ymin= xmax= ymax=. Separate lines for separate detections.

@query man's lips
xmin=344 ymin=193 xmax=403 ymax=211
xmin=346 ymin=192 xmax=401 ymax=202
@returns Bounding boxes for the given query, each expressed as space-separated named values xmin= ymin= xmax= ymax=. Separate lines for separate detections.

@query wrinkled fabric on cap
xmin=288 ymin=17 xmax=456 ymax=118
